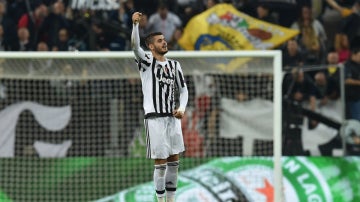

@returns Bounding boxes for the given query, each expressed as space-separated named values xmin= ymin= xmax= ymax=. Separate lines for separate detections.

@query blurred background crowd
xmin=0 ymin=0 xmax=358 ymax=53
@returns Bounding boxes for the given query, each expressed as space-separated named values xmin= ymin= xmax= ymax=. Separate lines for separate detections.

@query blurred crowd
xmin=277 ymin=0 xmax=360 ymax=124
xmin=0 ymin=0 xmax=357 ymax=52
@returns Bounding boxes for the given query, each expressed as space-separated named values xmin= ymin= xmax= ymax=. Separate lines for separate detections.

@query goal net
xmin=0 ymin=51 xmax=282 ymax=202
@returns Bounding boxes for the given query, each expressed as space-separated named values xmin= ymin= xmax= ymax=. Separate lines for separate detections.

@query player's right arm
xmin=131 ymin=12 xmax=146 ymax=60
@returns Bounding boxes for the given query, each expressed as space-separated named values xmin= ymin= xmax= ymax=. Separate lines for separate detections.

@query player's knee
xmin=155 ymin=159 xmax=167 ymax=165
xmin=167 ymin=154 xmax=179 ymax=162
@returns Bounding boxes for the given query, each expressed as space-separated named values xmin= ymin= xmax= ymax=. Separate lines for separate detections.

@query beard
xmin=154 ymin=45 xmax=168 ymax=55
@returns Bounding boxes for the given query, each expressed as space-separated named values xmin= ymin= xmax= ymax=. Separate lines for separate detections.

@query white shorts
xmin=144 ymin=116 xmax=185 ymax=159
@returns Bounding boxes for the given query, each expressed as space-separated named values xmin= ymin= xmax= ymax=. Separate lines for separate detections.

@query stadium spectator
xmin=52 ymin=28 xmax=70 ymax=51
xmin=301 ymin=24 xmax=323 ymax=65
xmin=327 ymin=48 xmax=340 ymax=65
xmin=310 ymin=0 xmax=325 ymax=19
xmin=314 ymin=71 xmax=340 ymax=106
xmin=58 ymin=7 xmax=91 ymax=51
xmin=18 ymin=2 xmax=49 ymax=50
xmin=307 ymin=50 xmax=341 ymax=93
xmin=283 ymin=67 xmax=319 ymax=129
xmin=90 ymin=9 xmax=129 ymax=51
xmin=282 ymin=39 xmax=304 ymax=70
xmin=0 ymin=1 xmax=17 ymax=50
xmin=36 ymin=41 xmax=49 ymax=51
xmin=109 ymin=0 xmax=135 ymax=30
xmin=43 ymin=1 xmax=70 ymax=50
xmin=176 ymin=0 xmax=204 ymax=26
xmin=321 ymin=0 xmax=355 ymax=47
xmin=6 ymin=0 xmax=27 ymax=24
xmin=334 ymin=32 xmax=351 ymax=63
xmin=325 ymin=0 xmax=360 ymax=43
xmin=324 ymin=49 xmax=342 ymax=85
xmin=67 ymin=36 xmax=87 ymax=51
xmin=11 ymin=27 xmax=33 ymax=51
xmin=255 ymin=4 xmax=278 ymax=24
xmin=175 ymin=0 xmax=204 ymax=26
xmin=291 ymin=5 xmax=327 ymax=65
xmin=205 ymin=0 xmax=219 ymax=10
xmin=344 ymin=45 xmax=360 ymax=121
xmin=91 ymin=21 xmax=114 ymax=51
xmin=147 ymin=2 xmax=182 ymax=41
xmin=325 ymin=0 xmax=360 ymax=18
xmin=167 ymin=26 xmax=183 ymax=50
xmin=340 ymin=6 xmax=360 ymax=46
xmin=283 ymin=68 xmax=318 ymax=112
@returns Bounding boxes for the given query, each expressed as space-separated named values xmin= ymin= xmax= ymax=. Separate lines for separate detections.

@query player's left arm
xmin=173 ymin=61 xmax=188 ymax=119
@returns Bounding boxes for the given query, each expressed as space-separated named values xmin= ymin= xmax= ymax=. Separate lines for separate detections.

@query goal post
xmin=0 ymin=50 xmax=283 ymax=202
xmin=168 ymin=50 xmax=283 ymax=202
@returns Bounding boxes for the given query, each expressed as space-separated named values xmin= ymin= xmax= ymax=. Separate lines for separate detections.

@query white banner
xmin=0 ymin=102 xmax=71 ymax=157
xmin=220 ymin=98 xmax=273 ymax=155
xmin=71 ymin=0 xmax=120 ymax=10
xmin=34 ymin=140 xmax=72 ymax=157
xmin=301 ymin=100 xmax=342 ymax=155
xmin=219 ymin=98 xmax=342 ymax=155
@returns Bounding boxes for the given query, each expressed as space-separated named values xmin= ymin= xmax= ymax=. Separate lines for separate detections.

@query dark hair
xmin=258 ymin=3 xmax=270 ymax=11
xmin=350 ymin=36 xmax=360 ymax=54
xmin=145 ymin=32 xmax=163 ymax=48
xmin=158 ymin=2 xmax=168 ymax=9
xmin=327 ymin=46 xmax=336 ymax=53
xmin=351 ymin=47 xmax=360 ymax=54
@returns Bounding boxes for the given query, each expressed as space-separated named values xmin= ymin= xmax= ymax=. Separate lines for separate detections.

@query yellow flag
xmin=178 ymin=3 xmax=299 ymax=50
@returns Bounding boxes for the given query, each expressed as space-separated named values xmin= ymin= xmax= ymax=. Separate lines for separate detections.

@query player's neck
xmin=152 ymin=52 xmax=166 ymax=62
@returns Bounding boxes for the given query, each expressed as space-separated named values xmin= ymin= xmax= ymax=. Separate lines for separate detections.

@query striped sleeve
xmin=175 ymin=61 xmax=186 ymax=88
xmin=175 ymin=61 xmax=188 ymax=112
xmin=131 ymin=23 xmax=152 ymax=70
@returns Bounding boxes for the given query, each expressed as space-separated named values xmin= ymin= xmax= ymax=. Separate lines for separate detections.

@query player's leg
xmin=154 ymin=159 xmax=167 ymax=202
xmin=165 ymin=154 xmax=179 ymax=202
xmin=165 ymin=117 xmax=185 ymax=202
xmin=145 ymin=118 xmax=171 ymax=202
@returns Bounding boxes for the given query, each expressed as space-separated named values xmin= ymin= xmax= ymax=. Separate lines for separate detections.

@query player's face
xmin=152 ymin=35 xmax=168 ymax=55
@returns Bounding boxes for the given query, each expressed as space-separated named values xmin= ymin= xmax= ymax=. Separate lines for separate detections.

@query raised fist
xmin=132 ymin=12 xmax=142 ymax=24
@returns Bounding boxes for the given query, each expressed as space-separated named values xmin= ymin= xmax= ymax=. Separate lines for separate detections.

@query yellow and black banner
xmin=178 ymin=3 xmax=299 ymax=50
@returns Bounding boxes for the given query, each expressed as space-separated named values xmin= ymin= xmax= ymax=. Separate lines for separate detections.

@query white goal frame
xmin=0 ymin=50 xmax=283 ymax=202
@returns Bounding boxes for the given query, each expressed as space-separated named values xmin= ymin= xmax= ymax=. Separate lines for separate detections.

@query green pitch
xmin=0 ymin=157 xmax=213 ymax=202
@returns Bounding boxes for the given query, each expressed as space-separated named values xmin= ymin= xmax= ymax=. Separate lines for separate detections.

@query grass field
xmin=0 ymin=157 xmax=213 ymax=202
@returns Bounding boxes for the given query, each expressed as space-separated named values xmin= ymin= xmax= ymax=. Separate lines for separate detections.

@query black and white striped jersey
xmin=131 ymin=24 xmax=188 ymax=118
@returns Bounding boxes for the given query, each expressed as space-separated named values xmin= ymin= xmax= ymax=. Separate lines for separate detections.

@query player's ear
xmin=149 ymin=43 xmax=154 ymax=51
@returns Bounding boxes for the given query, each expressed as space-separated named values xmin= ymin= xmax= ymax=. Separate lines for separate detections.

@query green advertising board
xmin=96 ymin=157 xmax=360 ymax=202
xmin=1 ymin=157 xmax=359 ymax=202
